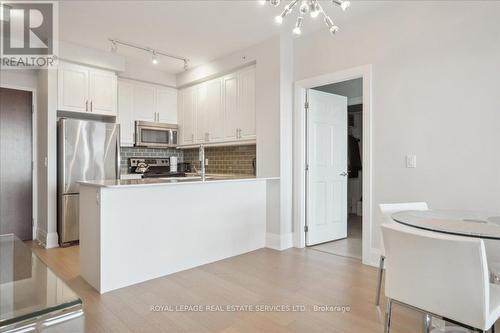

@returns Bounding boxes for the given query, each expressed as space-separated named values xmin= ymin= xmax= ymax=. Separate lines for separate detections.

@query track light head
xmin=152 ymin=51 xmax=158 ymax=65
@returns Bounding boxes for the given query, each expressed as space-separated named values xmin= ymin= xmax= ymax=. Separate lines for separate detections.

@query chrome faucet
xmin=199 ymin=145 xmax=206 ymax=181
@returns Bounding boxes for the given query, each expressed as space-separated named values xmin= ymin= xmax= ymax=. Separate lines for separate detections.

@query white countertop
xmin=79 ymin=175 xmax=279 ymax=188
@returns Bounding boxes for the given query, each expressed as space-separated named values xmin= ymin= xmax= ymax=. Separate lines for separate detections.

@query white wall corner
xmin=266 ymin=232 xmax=293 ymax=251
xmin=36 ymin=228 xmax=59 ymax=249
xmin=363 ymin=247 xmax=381 ymax=268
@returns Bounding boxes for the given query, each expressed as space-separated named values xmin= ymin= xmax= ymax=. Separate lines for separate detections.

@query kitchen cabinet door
xmin=206 ymin=78 xmax=224 ymax=142
xmin=133 ymin=84 xmax=155 ymax=122
xmin=238 ymin=66 xmax=256 ymax=140
xmin=223 ymin=73 xmax=239 ymax=141
xmin=156 ymin=87 xmax=177 ymax=123
xmin=58 ymin=64 xmax=89 ymax=113
xmin=117 ymin=80 xmax=135 ymax=146
xmin=89 ymin=70 xmax=117 ymax=116
xmin=180 ymin=87 xmax=196 ymax=144
xmin=195 ymin=83 xmax=209 ymax=143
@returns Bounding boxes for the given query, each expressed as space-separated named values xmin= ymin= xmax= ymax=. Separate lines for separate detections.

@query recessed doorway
xmin=306 ymin=78 xmax=363 ymax=260
xmin=294 ymin=65 xmax=374 ymax=266
xmin=0 ymin=87 xmax=33 ymax=240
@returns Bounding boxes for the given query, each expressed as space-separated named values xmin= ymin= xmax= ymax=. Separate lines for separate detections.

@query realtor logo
xmin=0 ymin=1 xmax=58 ymax=68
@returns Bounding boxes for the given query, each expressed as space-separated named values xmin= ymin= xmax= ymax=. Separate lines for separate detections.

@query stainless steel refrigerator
xmin=58 ymin=118 xmax=120 ymax=246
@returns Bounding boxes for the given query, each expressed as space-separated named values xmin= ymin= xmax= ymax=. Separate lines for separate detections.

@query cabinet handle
xmin=90 ymin=101 xmax=93 ymax=112
xmin=86 ymin=100 xmax=88 ymax=112
xmin=191 ymin=134 xmax=194 ymax=142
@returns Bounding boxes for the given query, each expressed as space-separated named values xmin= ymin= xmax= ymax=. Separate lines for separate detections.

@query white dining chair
xmin=382 ymin=223 xmax=500 ymax=333
xmin=375 ymin=202 xmax=429 ymax=306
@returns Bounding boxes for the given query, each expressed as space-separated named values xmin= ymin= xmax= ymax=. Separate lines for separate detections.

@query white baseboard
xmin=36 ymin=228 xmax=59 ymax=248
xmin=266 ymin=232 xmax=293 ymax=251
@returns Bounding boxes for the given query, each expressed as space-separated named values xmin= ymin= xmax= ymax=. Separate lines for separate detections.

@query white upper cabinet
xmin=90 ymin=70 xmax=117 ymax=116
xmin=195 ymin=83 xmax=209 ymax=143
xmin=237 ymin=66 xmax=256 ymax=140
xmin=178 ymin=65 xmax=256 ymax=146
xmin=58 ymin=62 xmax=117 ymax=116
xmin=117 ymin=81 xmax=135 ymax=146
xmin=223 ymin=73 xmax=239 ymax=141
xmin=117 ymin=79 xmax=178 ymax=146
xmin=133 ymin=84 xmax=156 ymax=122
xmin=179 ymin=86 xmax=196 ymax=144
xmin=206 ymin=79 xmax=224 ymax=142
xmin=156 ymin=87 xmax=177 ymax=124
xmin=58 ymin=63 xmax=89 ymax=113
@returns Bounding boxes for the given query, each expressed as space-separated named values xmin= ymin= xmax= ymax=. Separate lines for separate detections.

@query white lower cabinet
xmin=117 ymin=79 xmax=178 ymax=146
xmin=178 ymin=65 xmax=256 ymax=145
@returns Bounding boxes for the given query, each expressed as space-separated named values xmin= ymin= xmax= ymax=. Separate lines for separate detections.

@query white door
xmin=238 ymin=66 xmax=256 ymax=140
xmin=306 ymin=89 xmax=348 ymax=246
xmin=133 ymin=84 xmax=155 ymax=122
xmin=58 ymin=65 xmax=89 ymax=113
xmin=89 ymin=71 xmax=117 ymax=116
xmin=117 ymin=80 xmax=135 ymax=146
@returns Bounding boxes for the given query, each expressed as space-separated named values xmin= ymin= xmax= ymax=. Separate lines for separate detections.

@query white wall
xmin=119 ymin=61 xmax=177 ymax=87
xmin=0 ymin=70 xmax=39 ymax=90
xmin=294 ymin=1 xmax=500 ymax=250
xmin=36 ymin=69 xmax=59 ymax=248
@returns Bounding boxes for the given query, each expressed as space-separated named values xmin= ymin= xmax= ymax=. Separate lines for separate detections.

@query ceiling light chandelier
xmin=260 ymin=0 xmax=350 ymax=36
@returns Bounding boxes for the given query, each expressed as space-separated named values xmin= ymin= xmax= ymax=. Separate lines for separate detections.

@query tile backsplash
xmin=120 ymin=147 xmax=182 ymax=174
xmin=183 ymin=145 xmax=256 ymax=175
xmin=120 ymin=145 xmax=256 ymax=175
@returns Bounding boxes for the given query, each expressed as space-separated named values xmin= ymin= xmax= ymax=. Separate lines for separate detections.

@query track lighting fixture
xmin=108 ymin=39 xmax=189 ymax=70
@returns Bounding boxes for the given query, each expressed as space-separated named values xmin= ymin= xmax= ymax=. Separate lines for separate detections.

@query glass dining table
xmin=391 ymin=210 xmax=500 ymax=239
xmin=0 ymin=234 xmax=84 ymax=332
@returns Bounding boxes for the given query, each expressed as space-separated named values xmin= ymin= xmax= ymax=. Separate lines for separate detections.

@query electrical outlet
xmin=406 ymin=155 xmax=417 ymax=168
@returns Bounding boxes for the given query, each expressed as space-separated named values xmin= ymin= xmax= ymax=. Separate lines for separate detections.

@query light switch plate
xmin=406 ymin=155 xmax=417 ymax=168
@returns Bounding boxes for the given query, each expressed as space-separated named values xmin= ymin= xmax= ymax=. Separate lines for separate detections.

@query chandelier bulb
xmin=299 ymin=0 xmax=309 ymax=15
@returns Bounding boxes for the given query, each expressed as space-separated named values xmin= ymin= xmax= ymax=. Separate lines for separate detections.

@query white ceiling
xmin=59 ymin=1 xmax=377 ymax=74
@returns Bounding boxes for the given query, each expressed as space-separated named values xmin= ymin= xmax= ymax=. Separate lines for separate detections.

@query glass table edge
xmin=0 ymin=299 xmax=83 ymax=328
xmin=391 ymin=213 xmax=500 ymax=240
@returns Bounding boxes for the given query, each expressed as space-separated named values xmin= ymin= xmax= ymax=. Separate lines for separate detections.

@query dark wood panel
xmin=0 ymin=88 xmax=32 ymax=240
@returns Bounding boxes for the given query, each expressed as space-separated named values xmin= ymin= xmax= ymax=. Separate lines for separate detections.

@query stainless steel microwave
xmin=135 ymin=121 xmax=178 ymax=148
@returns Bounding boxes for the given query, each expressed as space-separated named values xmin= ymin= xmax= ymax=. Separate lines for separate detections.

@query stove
xmin=129 ymin=158 xmax=186 ymax=178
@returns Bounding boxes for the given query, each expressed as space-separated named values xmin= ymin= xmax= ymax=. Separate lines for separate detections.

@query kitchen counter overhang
xmin=78 ymin=176 xmax=277 ymax=294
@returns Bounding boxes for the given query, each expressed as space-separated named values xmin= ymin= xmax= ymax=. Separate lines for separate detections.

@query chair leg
xmin=384 ymin=298 xmax=393 ymax=333
xmin=375 ymin=256 xmax=385 ymax=306
xmin=422 ymin=313 xmax=431 ymax=333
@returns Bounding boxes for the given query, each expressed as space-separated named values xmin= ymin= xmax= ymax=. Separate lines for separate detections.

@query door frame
xmin=293 ymin=64 xmax=378 ymax=267
xmin=0 ymin=83 xmax=37 ymax=241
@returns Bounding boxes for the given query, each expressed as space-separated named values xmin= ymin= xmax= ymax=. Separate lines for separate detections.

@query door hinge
xmin=304 ymin=225 xmax=309 ymax=233
xmin=305 ymin=164 xmax=309 ymax=171
xmin=304 ymin=102 xmax=309 ymax=109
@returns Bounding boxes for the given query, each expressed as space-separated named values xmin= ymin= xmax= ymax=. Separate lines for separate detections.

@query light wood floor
xmin=30 ymin=244 xmax=426 ymax=333
xmin=311 ymin=215 xmax=362 ymax=260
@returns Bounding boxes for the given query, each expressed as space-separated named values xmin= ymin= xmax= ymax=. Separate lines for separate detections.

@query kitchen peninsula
xmin=78 ymin=176 xmax=277 ymax=294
